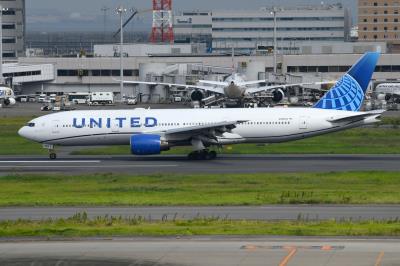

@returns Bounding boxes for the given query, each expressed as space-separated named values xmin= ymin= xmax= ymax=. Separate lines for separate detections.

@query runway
xmin=1 ymin=205 xmax=400 ymax=221
xmin=0 ymin=237 xmax=399 ymax=266
xmin=0 ymin=154 xmax=399 ymax=174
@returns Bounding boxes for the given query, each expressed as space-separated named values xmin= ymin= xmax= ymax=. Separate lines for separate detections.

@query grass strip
xmin=1 ymin=172 xmax=400 ymax=206
xmin=2 ymin=214 xmax=400 ymax=237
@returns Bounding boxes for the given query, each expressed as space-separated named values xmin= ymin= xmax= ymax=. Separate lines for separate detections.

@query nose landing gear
xmin=49 ymin=152 xmax=57 ymax=160
xmin=43 ymin=144 xmax=57 ymax=160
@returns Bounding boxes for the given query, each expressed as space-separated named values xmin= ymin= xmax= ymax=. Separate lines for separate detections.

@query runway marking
xmin=240 ymin=245 xmax=344 ymax=251
xmin=375 ymin=251 xmax=385 ymax=266
xmin=0 ymin=161 xmax=101 ymax=163
xmin=279 ymin=248 xmax=297 ymax=266
xmin=0 ymin=164 xmax=179 ymax=168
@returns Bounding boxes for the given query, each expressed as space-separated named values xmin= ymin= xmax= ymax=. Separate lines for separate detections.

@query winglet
xmin=314 ymin=52 xmax=380 ymax=112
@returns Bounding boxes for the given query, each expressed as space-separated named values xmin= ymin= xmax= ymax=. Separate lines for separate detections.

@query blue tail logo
xmin=314 ymin=52 xmax=380 ymax=112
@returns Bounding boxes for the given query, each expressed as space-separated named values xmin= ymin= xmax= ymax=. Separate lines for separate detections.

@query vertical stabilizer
xmin=314 ymin=52 xmax=380 ymax=112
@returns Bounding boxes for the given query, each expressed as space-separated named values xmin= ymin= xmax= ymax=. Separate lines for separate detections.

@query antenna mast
xmin=150 ymin=0 xmax=174 ymax=43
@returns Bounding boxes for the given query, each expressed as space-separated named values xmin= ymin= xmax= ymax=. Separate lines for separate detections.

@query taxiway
xmin=0 ymin=237 xmax=398 ymax=266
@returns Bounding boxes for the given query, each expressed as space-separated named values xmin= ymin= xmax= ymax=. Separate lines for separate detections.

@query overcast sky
xmin=26 ymin=0 xmax=357 ymax=32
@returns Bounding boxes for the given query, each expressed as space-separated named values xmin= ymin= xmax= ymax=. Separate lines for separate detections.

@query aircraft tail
xmin=313 ymin=52 xmax=380 ymax=112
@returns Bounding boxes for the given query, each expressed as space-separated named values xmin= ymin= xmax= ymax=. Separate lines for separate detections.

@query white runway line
xmin=0 ymin=161 xmax=102 ymax=163
xmin=0 ymin=164 xmax=179 ymax=168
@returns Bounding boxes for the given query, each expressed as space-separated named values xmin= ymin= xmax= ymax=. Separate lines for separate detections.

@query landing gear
xmin=43 ymin=144 xmax=57 ymax=160
xmin=188 ymin=150 xmax=218 ymax=160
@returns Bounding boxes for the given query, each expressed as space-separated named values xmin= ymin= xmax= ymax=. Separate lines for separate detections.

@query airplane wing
xmin=146 ymin=120 xmax=247 ymax=144
xmin=245 ymin=81 xmax=335 ymax=95
xmin=162 ymin=120 xmax=247 ymax=135
xmin=198 ymin=80 xmax=229 ymax=86
xmin=327 ymin=110 xmax=385 ymax=124
xmin=237 ymin=80 xmax=267 ymax=86
xmin=118 ymin=80 xmax=225 ymax=95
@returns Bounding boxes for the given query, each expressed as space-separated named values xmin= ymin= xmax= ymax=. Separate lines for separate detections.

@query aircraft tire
xmin=49 ymin=153 xmax=57 ymax=160
xmin=208 ymin=151 xmax=217 ymax=160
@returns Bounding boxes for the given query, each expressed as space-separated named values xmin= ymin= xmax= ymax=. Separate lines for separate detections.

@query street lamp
xmin=0 ymin=5 xmax=9 ymax=83
xmin=270 ymin=7 xmax=278 ymax=75
xmin=116 ymin=5 xmax=127 ymax=102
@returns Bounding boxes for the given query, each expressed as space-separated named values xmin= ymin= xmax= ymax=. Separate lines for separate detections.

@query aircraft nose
xmin=18 ymin=126 xmax=29 ymax=139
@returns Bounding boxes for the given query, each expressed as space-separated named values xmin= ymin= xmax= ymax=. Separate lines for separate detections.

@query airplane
xmin=375 ymin=83 xmax=400 ymax=102
xmin=0 ymin=86 xmax=16 ymax=107
xmin=19 ymin=52 xmax=383 ymax=160
xmin=121 ymin=73 xmax=330 ymax=104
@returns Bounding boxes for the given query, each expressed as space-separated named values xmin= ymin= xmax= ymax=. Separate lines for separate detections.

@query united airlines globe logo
xmin=315 ymin=74 xmax=364 ymax=112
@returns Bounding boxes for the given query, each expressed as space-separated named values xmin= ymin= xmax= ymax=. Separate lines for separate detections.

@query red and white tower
xmin=150 ymin=0 xmax=174 ymax=43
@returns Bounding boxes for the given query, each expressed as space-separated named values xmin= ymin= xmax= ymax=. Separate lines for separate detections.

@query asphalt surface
xmin=1 ymin=205 xmax=400 ymax=221
xmin=0 ymin=154 xmax=399 ymax=174
xmin=0 ymin=237 xmax=399 ymax=266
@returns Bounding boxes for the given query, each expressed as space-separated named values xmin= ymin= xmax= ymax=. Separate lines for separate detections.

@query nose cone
xmin=18 ymin=126 xmax=32 ymax=141
xmin=18 ymin=126 xmax=27 ymax=138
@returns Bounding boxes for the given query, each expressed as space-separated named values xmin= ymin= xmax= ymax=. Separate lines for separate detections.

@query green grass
xmin=0 ymin=117 xmax=47 ymax=155
xmin=1 ymin=172 xmax=400 ymax=206
xmin=1 ymin=117 xmax=400 ymax=156
xmin=1 ymin=214 xmax=400 ymax=237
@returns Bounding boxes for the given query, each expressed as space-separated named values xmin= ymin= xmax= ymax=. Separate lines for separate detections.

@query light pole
xmin=0 ymin=5 xmax=8 ymax=83
xmin=270 ymin=7 xmax=278 ymax=75
xmin=101 ymin=6 xmax=110 ymax=43
xmin=116 ymin=5 xmax=127 ymax=102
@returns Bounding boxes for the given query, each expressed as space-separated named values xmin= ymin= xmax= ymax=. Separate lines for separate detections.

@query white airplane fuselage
xmin=18 ymin=108 xmax=380 ymax=148
xmin=222 ymin=73 xmax=247 ymax=99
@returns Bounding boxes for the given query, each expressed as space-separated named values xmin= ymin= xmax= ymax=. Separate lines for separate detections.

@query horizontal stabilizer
xmin=327 ymin=110 xmax=384 ymax=124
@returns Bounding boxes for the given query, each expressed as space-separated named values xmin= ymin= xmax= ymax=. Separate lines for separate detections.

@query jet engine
xmin=190 ymin=90 xmax=205 ymax=102
xmin=3 ymin=97 xmax=16 ymax=106
xmin=272 ymin=89 xmax=285 ymax=103
xmin=130 ymin=134 xmax=169 ymax=155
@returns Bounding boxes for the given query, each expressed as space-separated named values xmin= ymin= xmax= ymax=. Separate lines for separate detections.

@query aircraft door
xmin=299 ymin=116 xmax=308 ymax=130
xmin=111 ymin=119 xmax=120 ymax=133
xmin=52 ymin=120 xmax=60 ymax=134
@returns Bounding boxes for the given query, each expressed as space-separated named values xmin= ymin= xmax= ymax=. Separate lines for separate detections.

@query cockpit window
xmin=27 ymin=123 xmax=35 ymax=127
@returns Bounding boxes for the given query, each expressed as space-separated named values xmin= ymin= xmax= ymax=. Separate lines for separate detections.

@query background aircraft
xmin=0 ymin=86 xmax=16 ymax=107
xmin=375 ymin=83 xmax=400 ymax=102
xmin=121 ymin=73 xmax=330 ymax=104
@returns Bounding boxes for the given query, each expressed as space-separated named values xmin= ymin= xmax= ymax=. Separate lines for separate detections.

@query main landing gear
xmin=188 ymin=150 xmax=217 ymax=160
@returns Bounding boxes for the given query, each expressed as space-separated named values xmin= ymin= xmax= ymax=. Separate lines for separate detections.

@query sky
xmin=26 ymin=0 xmax=357 ymax=32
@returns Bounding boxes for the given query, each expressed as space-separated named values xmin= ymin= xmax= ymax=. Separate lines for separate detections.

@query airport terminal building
xmin=12 ymin=50 xmax=400 ymax=103
xmin=174 ymin=4 xmax=351 ymax=54
xmin=0 ymin=0 xmax=25 ymax=59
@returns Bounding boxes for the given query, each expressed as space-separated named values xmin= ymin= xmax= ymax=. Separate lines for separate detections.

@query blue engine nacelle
xmin=130 ymin=134 xmax=169 ymax=155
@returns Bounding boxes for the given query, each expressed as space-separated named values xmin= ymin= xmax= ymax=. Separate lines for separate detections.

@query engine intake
xmin=130 ymin=134 xmax=169 ymax=155
xmin=3 ymin=98 xmax=16 ymax=106
xmin=191 ymin=90 xmax=204 ymax=102
xmin=272 ymin=89 xmax=285 ymax=103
